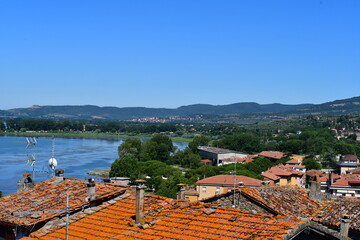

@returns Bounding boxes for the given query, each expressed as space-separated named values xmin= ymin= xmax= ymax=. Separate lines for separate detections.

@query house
xmin=203 ymin=185 xmax=359 ymax=239
xmin=258 ymin=151 xmax=286 ymax=161
xmin=220 ymin=157 xmax=254 ymax=165
xmin=284 ymin=163 xmax=306 ymax=173
xmin=329 ymin=174 xmax=360 ymax=198
xmin=195 ymin=175 xmax=263 ymax=200
xmin=286 ymin=158 xmax=302 ymax=166
xmin=0 ymin=170 xmax=126 ymax=240
xmin=290 ymin=154 xmax=306 ymax=162
xmin=306 ymin=169 xmax=324 ymax=185
xmin=313 ymin=198 xmax=360 ymax=239
xmin=22 ymin=183 xmax=342 ymax=240
xmin=202 ymin=186 xmax=321 ymax=218
xmin=338 ymin=154 xmax=359 ymax=174
xmin=197 ymin=146 xmax=247 ymax=166
xmin=262 ymin=165 xmax=304 ymax=187
xmin=316 ymin=172 xmax=341 ymax=194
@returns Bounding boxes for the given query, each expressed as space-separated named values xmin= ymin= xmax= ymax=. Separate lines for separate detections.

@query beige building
xmin=194 ymin=175 xmax=262 ymax=200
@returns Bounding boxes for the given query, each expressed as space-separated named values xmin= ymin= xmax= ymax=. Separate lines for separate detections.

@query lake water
xmin=0 ymin=136 xmax=188 ymax=196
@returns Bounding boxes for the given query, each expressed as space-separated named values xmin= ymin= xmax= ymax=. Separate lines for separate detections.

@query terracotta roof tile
xmin=331 ymin=174 xmax=360 ymax=186
xmin=262 ymin=165 xmax=303 ymax=180
xmin=241 ymin=186 xmax=321 ymax=218
xmin=313 ymin=198 xmax=360 ymax=231
xmin=259 ymin=151 xmax=285 ymax=160
xmin=0 ymin=177 xmax=126 ymax=226
xmin=196 ymin=175 xmax=262 ymax=187
xmin=27 ymin=194 xmax=303 ymax=240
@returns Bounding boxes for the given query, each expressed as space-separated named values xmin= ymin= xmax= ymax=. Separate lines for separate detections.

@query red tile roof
xmin=313 ymin=198 xmax=360 ymax=231
xmin=196 ymin=175 xmax=262 ymax=187
xmin=342 ymin=154 xmax=358 ymax=162
xmin=306 ymin=170 xmax=323 ymax=178
xmin=286 ymin=159 xmax=301 ymax=165
xmin=241 ymin=186 xmax=321 ymax=218
xmin=259 ymin=151 xmax=285 ymax=160
xmin=316 ymin=173 xmax=341 ymax=183
xmin=262 ymin=165 xmax=303 ymax=181
xmin=331 ymin=174 xmax=360 ymax=186
xmin=0 ymin=177 xmax=126 ymax=226
xmin=27 ymin=194 xmax=303 ymax=240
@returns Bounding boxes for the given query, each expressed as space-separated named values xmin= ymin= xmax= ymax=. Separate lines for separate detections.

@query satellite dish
xmin=49 ymin=157 xmax=58 ymax=170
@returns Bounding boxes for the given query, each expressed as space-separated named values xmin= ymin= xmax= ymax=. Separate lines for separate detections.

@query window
xmin=202 ymin=187 xmax=206 ymax=193
xmin=215 ymin=187 xmax=220 ymax=194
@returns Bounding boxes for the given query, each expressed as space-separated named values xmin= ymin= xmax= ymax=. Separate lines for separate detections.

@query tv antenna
xmin=25 ymin=137 xmax=37 ymax=179
xmin=48 ymin=136 xmax=58 ymax=176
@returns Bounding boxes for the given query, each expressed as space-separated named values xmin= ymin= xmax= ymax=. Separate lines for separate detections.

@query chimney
xmin=87 ymin=178 xmax=96 ymax=202
xmin=309 ymin=181 xmax=321 ymax=199
xmin=177 ymin=184 xmax=186 ymax=200
xmin=340 ymin=215 xmax=351 ymax=239
xmin=55 ymin=169 xmax=65 ymax=182
xmin=135 ymin=180 xmax=145 ymax=225
xmin=17 ymin=174 xmax=35 ymax=193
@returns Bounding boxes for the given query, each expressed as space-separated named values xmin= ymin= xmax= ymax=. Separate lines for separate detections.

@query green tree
xmin=118 ymin=139 xmax=142 ymax=158
xmin=109 ymin=154 xmax=139 ymax=180
xmin=303 ymin=158 xmax=322 ymax=170
xmin=217 ymin=133 xmax=261 ymax=153
xmin=245 ymin=158 xmax=273 ymax=175
xmin=156 ymin=173 xmax=185 ymax=199
xmin=172 ymin=148 xmax=201 ymax=169
xmin=141 ymin=135 xmax=174 ymax=162
xmin=188 ymin=135 xmax=211 ymax=153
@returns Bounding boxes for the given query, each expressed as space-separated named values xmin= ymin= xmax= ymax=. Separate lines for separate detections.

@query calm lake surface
xmin=0 ymin=136 xmax=188 ymax=196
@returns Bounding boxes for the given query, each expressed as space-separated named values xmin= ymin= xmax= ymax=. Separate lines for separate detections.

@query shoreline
xmin=0 ymin=131 xmax=192 ymax=142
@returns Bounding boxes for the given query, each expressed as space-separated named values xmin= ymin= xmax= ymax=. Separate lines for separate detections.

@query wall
xmin=197 ymin=185 xmax=225 ymax=200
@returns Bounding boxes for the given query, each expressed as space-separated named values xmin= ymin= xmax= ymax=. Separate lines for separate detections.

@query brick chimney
xmin=340 ymin=215 xmax=351 ymax=239
xmin=17 ymin=174 xmax=35 ymax=193
xmin=55 ymin=169 xmax=65 ymax=182
xmin=135 ymin=180 xmax=145 ymax=225
xmin=87 ymin=178 xmax=96 ymax=202
xmin=177 ymin=184 xmax=186 ymax=200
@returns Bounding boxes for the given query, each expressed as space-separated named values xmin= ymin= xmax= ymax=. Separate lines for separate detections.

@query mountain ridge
xmin=1 ymin=96 xmax=359 ymax=121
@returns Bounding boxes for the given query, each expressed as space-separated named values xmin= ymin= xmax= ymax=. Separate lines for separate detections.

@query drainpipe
xmin=135 ymin=180 xmax=145 ymax=225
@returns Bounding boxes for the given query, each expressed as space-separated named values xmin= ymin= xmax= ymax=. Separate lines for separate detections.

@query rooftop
xmin=28 ymin=194 xmax=303 ymax=240
xmin=0 ymin=177 xmax=126 ymax=226
xmin=286 ymin=159 xmax=302 ymax=165
xmin=259 ymin=151 xmax=285 ymax=160
xmin=313 ymin=198 xmax=360 ymax=231
xmin=331 ymin=174 xmax=360 ymax=186
xmin=198 ymin=146 xmax=241 ymax=154
xmin=342 ymin=154 xmax=359 ymax=162
xmin=262 ymin=165 xmax=303 ymax=180
xmin=196 ymin=175 xmax=263 ymax=187
xmin=241 ymin=186 xmax=321 ymax=219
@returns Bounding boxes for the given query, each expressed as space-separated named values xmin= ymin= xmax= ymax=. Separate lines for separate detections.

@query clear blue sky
xmin=0 ymin=0 xmax=359 ymax=110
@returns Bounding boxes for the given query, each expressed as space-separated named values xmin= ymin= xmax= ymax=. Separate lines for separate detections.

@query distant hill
xmin=0 ymin=96 xmax=359 ymax=122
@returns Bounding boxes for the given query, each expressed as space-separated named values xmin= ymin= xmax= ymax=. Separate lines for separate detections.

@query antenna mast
xmin=25 ymin=137 xmax=37 ymax=179
xmin=232 ymin=154 xmax=236 ymax=208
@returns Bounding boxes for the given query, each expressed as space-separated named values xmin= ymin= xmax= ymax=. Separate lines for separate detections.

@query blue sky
xmin=0 ymin=1 xmax=359 ymax=109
